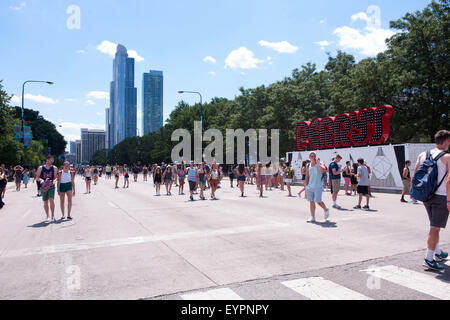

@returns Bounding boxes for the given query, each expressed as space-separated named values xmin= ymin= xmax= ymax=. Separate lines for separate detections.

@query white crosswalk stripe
xmin=361 ymin=265 xmax=450 ymax=300
xmin=281 ymin=277 xmax=372 ymax=300
xmin=181 ymin=288 xmax=244 ymax=300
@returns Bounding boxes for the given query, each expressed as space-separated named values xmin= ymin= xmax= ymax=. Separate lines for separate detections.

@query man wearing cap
xmin=305 ymin=152 xmax=330 ymax=223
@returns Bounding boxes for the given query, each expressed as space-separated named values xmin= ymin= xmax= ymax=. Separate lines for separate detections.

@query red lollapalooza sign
xmin=295 ymin=105 xmax=394 ymax=150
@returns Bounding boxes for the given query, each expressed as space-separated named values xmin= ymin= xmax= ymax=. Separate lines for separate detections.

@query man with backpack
xmin=411 ymin=130 xmax=450 ymax=271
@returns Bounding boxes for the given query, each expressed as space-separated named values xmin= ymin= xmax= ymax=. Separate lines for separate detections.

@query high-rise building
xmin=108 ymin=44 xmax=137 ymax=148
xmin=105 ymin=108 xmax=110 ymax=149
xmin=70 ymin=141 xmax=76 ymax=154
xmin=142 ymin=70 xmax=163 ymax=135
xmin=75 ymin=140 xmax=82 ymax=164
xmin=81 ymin=129 xmax=105 ymax=163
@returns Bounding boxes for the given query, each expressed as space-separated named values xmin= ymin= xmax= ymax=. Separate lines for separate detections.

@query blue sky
xmin=1 ymin=0 xmax=430 ymax=148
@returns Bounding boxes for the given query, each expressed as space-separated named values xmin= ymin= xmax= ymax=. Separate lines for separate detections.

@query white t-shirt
xmin=418 ymin=149 xmax=448 ymax=196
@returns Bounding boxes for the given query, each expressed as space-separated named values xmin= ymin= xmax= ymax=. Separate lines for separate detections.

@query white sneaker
xmin=324 ymin=209 xmax=330 ymax=220
xmin=46 ymin=217 xmax=51 ymax=223
xmin=307 ymin=217 xmax=316 ymax=223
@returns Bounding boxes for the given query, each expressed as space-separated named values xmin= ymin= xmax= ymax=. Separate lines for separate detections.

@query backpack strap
xmin=433 ymin=150 xmax=448 ymax=162
xmin=433 ymin=150 xmax=448 ymax=191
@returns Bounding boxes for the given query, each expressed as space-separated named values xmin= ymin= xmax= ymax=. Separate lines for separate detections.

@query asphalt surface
xmin=0 ymin=175 xmax=448 ymax=300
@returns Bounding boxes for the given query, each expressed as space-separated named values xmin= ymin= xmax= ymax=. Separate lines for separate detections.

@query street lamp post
xmin=178 ymin=91 xmax=203 ymax=123
xmin=21 ymin=80 xmax=54 ymax=143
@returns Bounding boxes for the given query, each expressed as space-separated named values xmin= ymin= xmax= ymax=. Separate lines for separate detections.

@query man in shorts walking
xmin=329 ymin=155 xmax=343 ymax=209
xmin=354 ymin=158 xmax=370 ymax=211
xmin=36 ymin=155 xmax=58 ymax=222
xmin=412 ymin=130 xmax=450 ymax=271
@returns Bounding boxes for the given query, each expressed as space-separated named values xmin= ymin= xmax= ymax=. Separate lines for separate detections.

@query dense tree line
xmin=93 ymin=1 xmax=448 ymax=166
xmin=0 ymin=81 xmax=66 ymax=167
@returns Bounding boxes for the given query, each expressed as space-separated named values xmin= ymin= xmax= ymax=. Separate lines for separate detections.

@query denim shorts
xmin=306 ymin=187 xmax=323 ymax=203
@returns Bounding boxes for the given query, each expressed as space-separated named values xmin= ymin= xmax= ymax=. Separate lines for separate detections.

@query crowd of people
xmin=0 ymin=130 xmax=449 ymax=272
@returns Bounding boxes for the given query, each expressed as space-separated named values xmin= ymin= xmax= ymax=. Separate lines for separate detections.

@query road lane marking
xmin=181 ymin=288 xmax=243 ymax=300
xmin=21 ymin=210 xmax=32 ymax=220
xmin=0 ymin=222 xmax=289 ymax=259
xmin=361 ymin=265 xmax=450 ymax=300
xmin=281 ymin=277 xmax=372 ymax=300
xmin=107 ymin=202 xmax=118 ymax=208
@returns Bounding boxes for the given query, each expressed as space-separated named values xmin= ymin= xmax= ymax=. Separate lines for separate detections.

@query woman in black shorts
xmin=236 ymin=164 xmax=248 ymax=197
xmin=123 ymin=165 xmax=130 ymax=188
xmin=153 ymin=166 xmax=162 ymax=196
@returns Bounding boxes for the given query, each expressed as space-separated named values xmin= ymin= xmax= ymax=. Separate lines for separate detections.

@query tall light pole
xmin=21 ymin=80 xmax=54 ymax=143
xmin=178 ymin=91 xmax=203 ymax=123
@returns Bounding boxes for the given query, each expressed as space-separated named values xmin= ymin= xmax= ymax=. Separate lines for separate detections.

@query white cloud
xmin=209 ymin=71 xmax=216 ymax=77
xmin=59 ymin=122 xmax=104 ymax=130
xmin=258 ymin=40 xmax=298 ymax=53
xmin=127 ymin=50 xmax=144 ymax=62
xmin=85 ymin=100 xmax=95 ymax=106
xmin=76 ymin=50 xmax=85 ymax=55
xmin=266 ymin=56 xmax=274 ymax=65
xmin=224 ymin=47 xmax=264 ymax=70
xmin=96 ymin=40 xmax=144 ymax=62
xmin=12 ymin=94 xmax=59 ymax=105
xmin=10 ymin=95 xmax=21 ymax=104
xmin=333 ymin=5 xmax=395 ymax=56
xmin=86 ymin=91 xmax=109 ymax=100
xmin=315 ymin=40 xmax=330 ymax=50
xmin=203 ymin=56 xmax=217 ymax=64
xmin=65 ymin=98 xmax=76 ymax=102
xmin=10 ymin=2 xmax=26 ymax=10
xmin=320 ymin=19 xmax=327 ymax=24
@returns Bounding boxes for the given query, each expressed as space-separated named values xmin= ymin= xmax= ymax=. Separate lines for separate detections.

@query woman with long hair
xmin=22 ymin=168 xmax=30 ymax=189
xmin=350 ymin=163 xmax=359 ymax=195
xmin=162 ymin=165 xmax=173 ymax=196
xmin=236 ymin=164 xmax=249 ymax=197
xmin=57 ymin=161 xmax=76 ymax=220
xmin=284 ymin=162 xmax=295 ymax=197
xmin=256 ymin=162 xmax=266 ymax=198
xmin=123 ymin=164 xmax=130 ymax=188
xmin=153 ymin=166 xmax=162 ymax=196
xmin=13 ymin=165 xmax=23 ymax=191
xmin=209 ymin=162 xmax=220 ymax=200
xmin=93 ymin=166 xmax=99 ymax=185
xmin=343 ymin=161 xmax=352 ymax=196
xmin=177 ymin=163 xmax=186 ymax=195
xmin=142 ymin=165 xmax=149 ymax=181
xmin=298 ymin=161 xmax=309 ymax=198
xmin=197 ymin=163 xmax=207 ymax=200
xmin=83 ymin=165 xmax=93 ymax=194
xmin=114 ymin=167 xmax=120 ymax=189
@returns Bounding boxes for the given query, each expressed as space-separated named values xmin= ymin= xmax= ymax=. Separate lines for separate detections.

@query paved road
xmin=0 ymin=175 xmax=448 ymax=300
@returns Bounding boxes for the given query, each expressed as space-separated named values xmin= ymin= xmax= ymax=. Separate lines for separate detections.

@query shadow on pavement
xmin=433 ymin=261 xmax=450 ymax=283
xmin=28 ymin=221 xmax=50 ymax=228
xmin=310 ymin=221 xmax=338 ymax=228
xmin=334 ymin=207 xmax=353 ymax=212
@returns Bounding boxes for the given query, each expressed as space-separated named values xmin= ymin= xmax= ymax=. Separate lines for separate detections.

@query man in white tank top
xmin=412 ymin=130 xmax=450 ymax=271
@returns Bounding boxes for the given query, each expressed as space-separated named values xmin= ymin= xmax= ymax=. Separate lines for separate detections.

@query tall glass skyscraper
xmin=142 ymin=70 xmax=163 ymax=135
xmin=107 ymin=44 xmax=137 ymax=148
